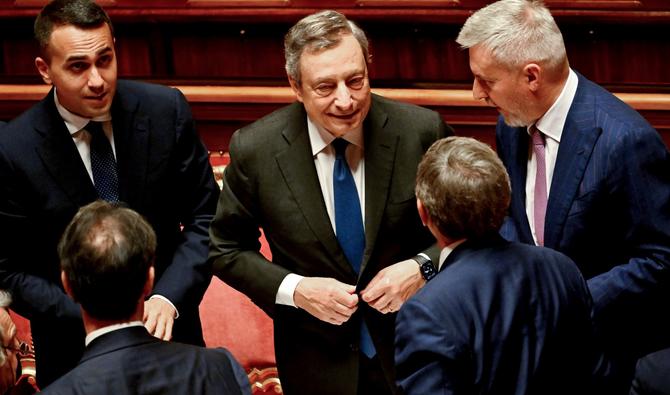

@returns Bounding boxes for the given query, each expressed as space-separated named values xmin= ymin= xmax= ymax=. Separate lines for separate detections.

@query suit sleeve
xmin=0 ymin=145 xmax=80 ymax=320
xmin=586 ymin=125 xmax=670 ymax=340
xmin=150 ymin=89 xmax=220 ymax=312
xmin=208 ymin=129 xmax=292 ymax=317
xmin=395 ymin=297 xmax=469 ymax=395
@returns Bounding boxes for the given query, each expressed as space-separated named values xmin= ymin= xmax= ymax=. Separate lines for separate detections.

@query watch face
xmin=421 ymin=262 xmax=437 ymax=281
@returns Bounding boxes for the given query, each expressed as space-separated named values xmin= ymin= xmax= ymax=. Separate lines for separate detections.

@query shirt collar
xmin=53 ymin=87 xmax=112 ymax=136
xmin=437 ymin=238 xmax=467 ymax=271
xmin=307 ymin=116 xmax=364 ymax=157
xmin=85 ymin=321 xmax=144 ymax=346
xmin=528 ymin=68 xmax=578 ymax=143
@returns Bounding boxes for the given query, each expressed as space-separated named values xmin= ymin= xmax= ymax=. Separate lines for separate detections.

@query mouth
xmin=330 ymin=109 xmax=359 ymax=120
xmin=85 ymin=92 xmax=108 ymax=102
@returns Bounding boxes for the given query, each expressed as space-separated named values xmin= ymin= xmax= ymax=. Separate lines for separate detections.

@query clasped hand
xmin=295 ymin=259 xmax=424 ymax=324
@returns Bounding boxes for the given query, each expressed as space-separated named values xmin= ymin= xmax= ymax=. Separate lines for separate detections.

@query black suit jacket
xmin=40 ymin=326 xmax=250 ymax=395
xmin=395 ymin=235 xmax=598 ymax=395
xmin=0 ymin=80 xmax=219 ymax=386
xmin=209 ymin=94 xmax=451 ymax=395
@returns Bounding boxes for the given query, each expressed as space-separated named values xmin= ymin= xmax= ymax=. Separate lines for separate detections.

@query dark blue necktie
xmin=332 ymin=138 xmax=376 ymax=358
xmin=88 ymin=121 xmax=119 ymax=202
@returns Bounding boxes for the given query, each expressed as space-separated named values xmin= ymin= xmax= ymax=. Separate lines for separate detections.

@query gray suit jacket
xmin=209 ymin=94 xmax=451 ymax=395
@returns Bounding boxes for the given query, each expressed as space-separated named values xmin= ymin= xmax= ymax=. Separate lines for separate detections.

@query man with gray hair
xmin=209 ymin=9 xmax=451 ymax=395
xmin=395 ymin=136 xmax=597 ymax=394
xmin=457 ymin=0 xmax=670 ymax=392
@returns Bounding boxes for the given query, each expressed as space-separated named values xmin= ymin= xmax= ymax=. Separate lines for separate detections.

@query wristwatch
xmin=412 ymin=254 xmax=437 ymax=281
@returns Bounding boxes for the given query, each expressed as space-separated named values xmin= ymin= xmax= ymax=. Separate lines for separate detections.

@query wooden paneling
xmin=2 ymin=85 xmax=669 ymax=153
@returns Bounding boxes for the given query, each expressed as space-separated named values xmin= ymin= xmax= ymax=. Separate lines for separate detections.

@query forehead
xmin=299 ymin=34 xmax=366 ymax=82
xmin=468 ymin=44 xmax=507 ymax=79
xmin=47 ymin=23 xmax=114 ymax=59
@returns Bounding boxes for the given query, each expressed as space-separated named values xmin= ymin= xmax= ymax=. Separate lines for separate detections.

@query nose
xmin=472 ymin=78 xmax=487 ymax=101
xmin=88 ymin=66 xmax=104 ymax=92
xmin=333 ymin=82 xmax=353 ymax=110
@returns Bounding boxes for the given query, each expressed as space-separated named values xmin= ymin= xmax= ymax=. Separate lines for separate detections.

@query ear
xmin=523 ymin=63 xmax=542 ymax=92
xmin=142 ymin=266 xmax=155 ymax=298
xmin=417 ymin=199 xmax=430 ymax=227
xmin=61 ymin=271 xmax=73 ymax=298
xmin=288 ymin=76 xmax=304 ymax=103
xmin=35 ymin=57 xmax=52 ymax=85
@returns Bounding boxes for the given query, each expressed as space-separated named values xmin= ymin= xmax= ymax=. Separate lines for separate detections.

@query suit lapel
xmin=275 ymin=105 xmax=354 ymax=277
xmin=111 ymin=84 xmax=149 ymax=207
xmin=361 ymin=97 xmax=395 ymax=275
xmin=544 ymin=77 xmax=601 ymax=248
xmin=35 ymin=90 xmax=98 ymax=206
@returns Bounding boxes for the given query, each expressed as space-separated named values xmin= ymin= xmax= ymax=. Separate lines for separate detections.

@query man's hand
xmin=360 ymin=259 xmax=424 ymax=314
xmin=143 ymin=298 xmax=176 ymax=341
xmin=294 ymin=277 xmax=359 ymax=325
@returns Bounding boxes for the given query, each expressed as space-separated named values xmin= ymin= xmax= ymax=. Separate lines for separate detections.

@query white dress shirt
xmin=85 ymin=321 xmax=144 ymax=346
xmin=275 ymin=117 xmax=365 ymax=307
xmin=525 ymin=69 xmax=578 ymax=245
xmin=437 ymin=239 xmax=467 ymax=271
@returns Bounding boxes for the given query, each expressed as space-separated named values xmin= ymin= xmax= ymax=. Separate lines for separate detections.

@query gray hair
xmin=416 ymin=136 xmax=511 ymax=240
xmin=456 ymin=0 xmax=566 ymax=70
xmin=284 ymin=10 xmax=370 ymax=85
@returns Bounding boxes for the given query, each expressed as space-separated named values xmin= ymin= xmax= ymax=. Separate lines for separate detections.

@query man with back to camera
xmin=41 ymin=201 xmax=250 ymax=395
xmin=208 ymin=10 xmax=452 ymax=395
xmin=395 ymin=136 xmax=599 ymax=395
xmin=456 ymin=0 xmax=670 ymax=392
xmin=0 ymin=0 xmax=219 ymax=386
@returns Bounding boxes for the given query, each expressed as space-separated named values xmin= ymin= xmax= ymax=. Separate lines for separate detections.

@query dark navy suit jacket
xmin=40 ymin=326 xmax=250 ymax=395
xmin=0 ymin=80 xmax=219 ymax=386
xmin=395 ymin=235 xmax=597 ymax=395
xmin=496 ymin=72 xmax=670 ymax=359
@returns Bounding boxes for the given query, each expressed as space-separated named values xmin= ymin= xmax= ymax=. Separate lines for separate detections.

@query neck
xmin=81 ymin=308 xmax=143 ymax=335
xmin=534 ymin=62 xmax=570 ymax=123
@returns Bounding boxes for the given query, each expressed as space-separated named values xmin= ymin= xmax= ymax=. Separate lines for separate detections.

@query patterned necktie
xmin=88 ymin=121 xmax=119 ymax=202
xmin=531 ymin=125 xmax=547 ymax=246
xmin=332 ymin=138 xmax=375 ymax=358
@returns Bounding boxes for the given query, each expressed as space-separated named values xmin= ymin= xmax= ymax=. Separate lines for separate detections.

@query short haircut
xmin=456 ymin=0 xmax=566 ymax=71
xmin=415 ymin=136 xmax=511 ymax=240
xmin=284 ymin=10 xmax=370 ymax=85
xmin=58 ymin=201 xmax=155 ymax=321
xmin=34 ymin=0 xmax=113 ymax=59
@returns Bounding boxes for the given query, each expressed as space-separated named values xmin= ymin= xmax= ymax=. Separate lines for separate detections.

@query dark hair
xmin=34 ymin=0 xmax=113 ymax=59
xmin=415 ymin=136 xmax=511 ymax=240
xmin=58 ymin=201 xmax=155 ymax=321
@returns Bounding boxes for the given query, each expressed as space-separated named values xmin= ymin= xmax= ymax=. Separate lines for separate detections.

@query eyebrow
xmin=64 ymin=46 xmax=113 ymax=63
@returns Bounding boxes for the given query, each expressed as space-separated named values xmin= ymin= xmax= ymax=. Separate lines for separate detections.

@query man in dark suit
xmin=209 ymin=10 xmax=451 ymax=395
xmin=40 ymin=201 xmax=249 ymax=395
xmin=457 ymin=0 xmax=670 ymax=392
xmin=395 ymin=136 xmax=598 ymax=395
xmin=0 ymin=0 xmax=219 ymax=386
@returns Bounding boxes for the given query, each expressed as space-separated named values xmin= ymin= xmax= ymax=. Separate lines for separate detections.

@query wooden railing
xmin=1 ymin=84 xmax=669 ymax=150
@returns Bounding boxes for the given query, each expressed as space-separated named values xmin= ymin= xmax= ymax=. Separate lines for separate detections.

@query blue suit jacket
xmin=0 ymin=80 xmax=219 ymax=386
xmin=395 ymin=235 xmax=597 ymax=395
xmin=40 ymin=326 xmax=250 ymax=395
xmin=497 ymin=72 xmax=670 ymax=358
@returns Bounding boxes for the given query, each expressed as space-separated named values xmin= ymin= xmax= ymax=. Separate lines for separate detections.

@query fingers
xmin=294 ymin=277 xmax=359 ymax=325
xmin=143 ymin=299 xmax=175 ymax=341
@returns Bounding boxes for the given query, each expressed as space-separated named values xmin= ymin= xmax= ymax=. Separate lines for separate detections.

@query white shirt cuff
xmin=149 ymin=294 xmax=179 ymax=319
xmin=275 ymin=273 xmax=304 ymax=307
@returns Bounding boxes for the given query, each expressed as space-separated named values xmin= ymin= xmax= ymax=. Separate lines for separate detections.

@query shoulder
xmin=230 ymin=102 xmax=303 ymax=150
xmin=372 ymin=94 xmax=443 ymax=126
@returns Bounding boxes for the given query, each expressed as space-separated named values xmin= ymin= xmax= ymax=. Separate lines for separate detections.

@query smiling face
xmin=468 ymin=44 xmax=534 ymax=127
xmin=35 ymin=23 xmax=117 ymax=118
xmin=289 ymin=33 xmax=371 ymax=137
